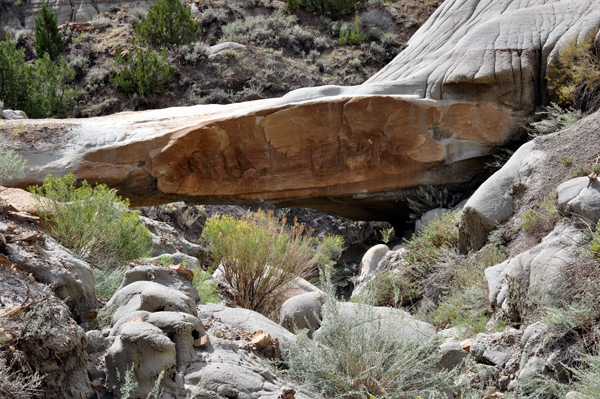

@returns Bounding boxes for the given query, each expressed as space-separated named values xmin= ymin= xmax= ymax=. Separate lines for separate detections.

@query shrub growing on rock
xmin=0 ymin=134 xmax=26 ymax=184
xmin=202 ymin=211 xmax=342 ymax=315
xmin=30 ymin=174 xmax=152 ymax=270
xmin=137 ymin=0 xmax=199 ymax=46
xmin=0 ymin=358 xmax=43 ymax=399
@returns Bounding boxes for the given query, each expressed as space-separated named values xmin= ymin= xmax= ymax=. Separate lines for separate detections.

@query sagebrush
xmin=283 ymin=292 xmax=456 ymax=398
xmin=30 ymin=174 xmax=152 ymax=270
xmin=202 ymin=211 xmax=343 ymax=315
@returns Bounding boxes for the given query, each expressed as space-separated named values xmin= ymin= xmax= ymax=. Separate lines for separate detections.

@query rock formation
xmin=5 ymin=0 xmax=600 ymax=223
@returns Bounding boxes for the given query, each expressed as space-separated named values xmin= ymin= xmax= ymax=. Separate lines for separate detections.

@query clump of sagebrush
xmin=282 ymin=290 xmax=456 ymax=398
xmin=30 ymin=174 xmax=152 ymax=270
xmin=357 ymin=211 xmax=460 ymax=307
xmin=548 ymin=27 xmax=600 ymax=112
xmin=520 ymin=190 xmax=561 ymax=240
xmin=407 ymin=185 xmax=460 ymax=220
xmin=0 ymin=357 xmax=43 ymax=399
xmin=428 ymin=245 xmax=507 ymax=336
xmin=0 ymin=134 xmax=26 ymax=184
xmin=192 ymin=265 xmax=220 ymax=304
xmin=572 ymin=353 xmax=600 ymax=397
xmin=504 ymin=375 xmax=568 ymax=399
xmin=219 ymin=10 xmax=328 ymax=57
xmin=526 ymin=102 xmax=582 ymax=138
xmin=93 ymin=267 xmax=126 ymax=299
xmin=202 ymin=211 xmax=343 ymax=316
xmin=337 ymin=14 xmax=365 ymax=46
xmin=118 ymin=365 xmax=164 ymax=399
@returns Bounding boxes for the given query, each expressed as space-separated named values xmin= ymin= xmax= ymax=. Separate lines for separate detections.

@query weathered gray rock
xmin=105 ymin=321 xmax=180 ymax=397
xmin=517 ymin=322 xmax=570 ymax=381
xmin=315 ymin=301 xmax=436 ymax=345
xmin=145 ymin=252 xmax=200 ymax=270
xmin=141 ymin=216 xmax=206 ymax=261
xmin=458 ymin=140 xmax=545 ymax=252
xmin=280 ymin=291 xmax=323 ymax=335
xmin=471 ymin=333 xmax=511 ymax=367
xmin=2 ymin=109 xmax=28 ymax=120
xmin=0 ymin=267 xmax=94 ymax=398
xmin=209 ymin=41 xmax=246 ymax=57
xmin=5 ymin=232 xmax=98 ymax=323
xmin=351 ymin=246 xmax=407 ymax=300
xmin=86 ymin=329 xmax=112 ymax=354
xmin=107 ymin=281 xmax=198 ymax=326
xmin=565 ymin=392 xmax=583 ymax=399
xmin=486 ymin=221 xmax=588 ymax=320
xmin=198 ymin=302 xmax=296 ymax=348
xmin=117 ymin=264 xmax=200 ymax=304
xmin=439 ymin=342 xmax=468 ymax=370
xmin=557 ymin=176 xmax=600 ymax=222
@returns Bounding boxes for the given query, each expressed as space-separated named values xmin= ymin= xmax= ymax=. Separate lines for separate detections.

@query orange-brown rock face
xmin=27 ymin=95 xmax=510 ymax=222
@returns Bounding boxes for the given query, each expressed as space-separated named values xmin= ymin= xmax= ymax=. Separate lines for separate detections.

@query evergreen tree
xmin=137 ymin=0 xmax=199 ymax=46
xmin=34 ymin=1 xmax=64 ymax=61
xmin=0 ymin=33 xmax=33 ymax=112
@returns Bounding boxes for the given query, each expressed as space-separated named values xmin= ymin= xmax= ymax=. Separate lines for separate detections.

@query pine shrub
xmin=34 ymin=1 xmax=64 ymax=61
xmin=407 ymin=185 xmax=460 ymax=221
xmin=111 ymin=43 xmax=176 ymax=98
xmin=30 ymin=174 xmax=152 ymax=270
xmin=0 ymin=33 xmax=76 ymax=118
xmin=137 ymin=0 xmax=199 ymax=46
xmin=286 ymin=0 xmax=363 ymax=20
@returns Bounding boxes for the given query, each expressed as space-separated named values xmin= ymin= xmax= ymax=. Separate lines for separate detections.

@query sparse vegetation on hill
xmin=0 ymin=0 xmax=442 ymax=117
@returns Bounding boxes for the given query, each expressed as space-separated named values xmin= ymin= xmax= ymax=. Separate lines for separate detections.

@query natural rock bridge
xmin=5 ymin=0 xmax=600 ymax=224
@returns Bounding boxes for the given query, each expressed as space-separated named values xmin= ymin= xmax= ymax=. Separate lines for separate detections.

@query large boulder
xmin=2 ymin=220 xmax=98 ymax=323
xmin=485 ymin=221 xmax=588 ymax=321
xmin=280 ymin=291 xmax=324 ymax=335
xmin=0 ymin=266 xmax=94 ymax=399
xmin=557 ymin=176 xmax=600 ymax=222
xmin=459 ymin=109 xmax=600 ymax=253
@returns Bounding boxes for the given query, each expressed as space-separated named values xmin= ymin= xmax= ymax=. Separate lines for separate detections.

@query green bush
xmin=572 ymin=354 xmax=600 ymax=398
xmin=202 ymin=211 xmax=343 ymax=315
xmin=428 ymin=245 xmax=505 ymax=335
xmin=27 ymin=54 xmax=78 ymax=118
xmin=286 ymin=0 xmax=363 ymax=19
xmin=111 ymin=43 xmax=176 ymax=98
xmin=137 ymin=0 xmax=199 ymax=46
xmin=192 ymin=265 xmax=220 ymax=304
xmin=283 ymin=294 xmax=456 ymax=398
xmin=548 ymin=27 xmax=600 ymax=110
xmin=358 ymin=211 xmax=460 ymax=307
xmin=30 ymin=174 xmax=152 ymax=270
xmin=338 ymin=14 xmax=365 ymax=45
xmin=0 ymin=33 xmax=76 ymax=118
xmin=34 ymin=1 xmax=64 ymax=61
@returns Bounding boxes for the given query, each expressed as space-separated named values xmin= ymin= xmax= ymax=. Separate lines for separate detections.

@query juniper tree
xmin=137 ymin=0 xmax=199 ymax=46
xmin=34 ymin=1 xmax=64 ymax=61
